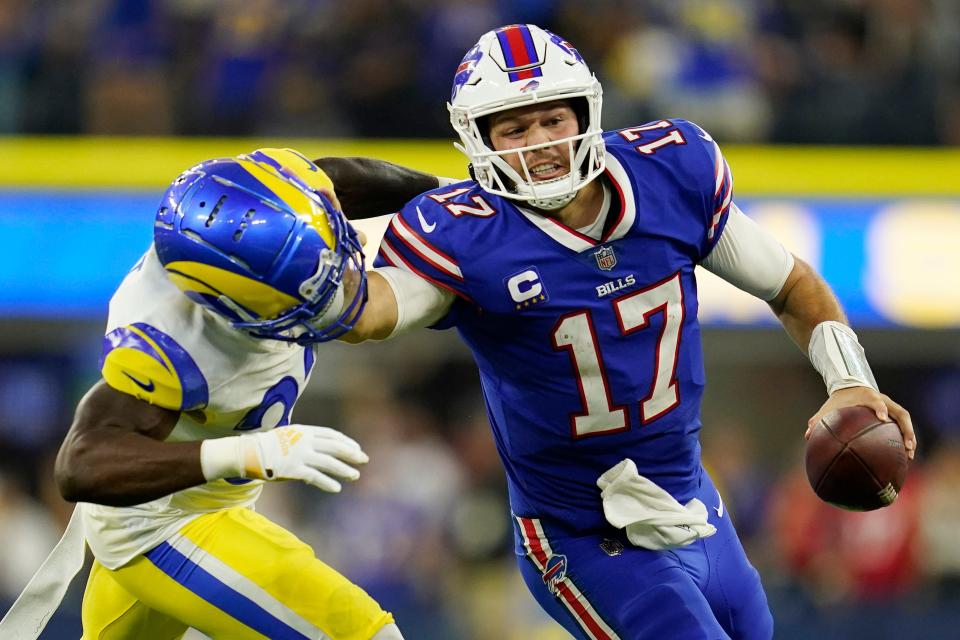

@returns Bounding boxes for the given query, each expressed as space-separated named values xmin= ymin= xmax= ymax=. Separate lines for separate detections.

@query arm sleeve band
xmin=701 ymin=203 xmax=795 ymax=301
xmin=808 ymin=320 xmax=879 ymax=394
xmin=374 ymin=266 xmax=455 ymax=338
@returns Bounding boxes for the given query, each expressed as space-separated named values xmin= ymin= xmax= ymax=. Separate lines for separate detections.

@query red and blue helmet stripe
xmin=495 ymin=24 xmax=544 ymax=82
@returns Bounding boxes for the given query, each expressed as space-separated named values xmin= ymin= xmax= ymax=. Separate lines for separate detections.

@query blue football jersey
xmin=374 ymin=119 xmax=734 ymax=535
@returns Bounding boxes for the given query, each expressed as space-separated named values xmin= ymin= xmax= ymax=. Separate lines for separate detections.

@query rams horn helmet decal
xmin=154 ymin=148 xmax=366 ymax=343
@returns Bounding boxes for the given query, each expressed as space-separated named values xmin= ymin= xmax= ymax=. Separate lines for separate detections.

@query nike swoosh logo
xmin=416 ymin=206 xmax=436 ymax=233
xmin=714 ymin=491 xmax=724 ymax=518
xmin=123 ymin=371 xmax=156 ymax=393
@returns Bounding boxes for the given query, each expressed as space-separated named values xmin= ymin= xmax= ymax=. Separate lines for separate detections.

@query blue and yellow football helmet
xmin=154 ymin=148 xmax=366 ymax=343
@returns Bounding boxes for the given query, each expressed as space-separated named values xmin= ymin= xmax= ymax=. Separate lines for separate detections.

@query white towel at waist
xmin=596 ymin=458 xmax=717 ymax=550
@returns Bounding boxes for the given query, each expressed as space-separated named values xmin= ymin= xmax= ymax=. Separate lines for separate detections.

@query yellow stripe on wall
xmin=0 ymin=137 xmax=466 ymax=190
xmin=727 ymin=145 xmax=960 ymax=196
xmin=2 ymin=137 xmax=959 ymax=196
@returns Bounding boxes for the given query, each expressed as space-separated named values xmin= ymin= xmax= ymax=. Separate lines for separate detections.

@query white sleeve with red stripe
xmin=375 ymin=209 xmax=474 ymax=304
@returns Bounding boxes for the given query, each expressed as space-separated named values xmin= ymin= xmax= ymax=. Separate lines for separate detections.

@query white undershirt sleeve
xmin=374 ymin=266 xmax=456 ymax=337
xmin=700 ymin=202 xmax=795 ymax=301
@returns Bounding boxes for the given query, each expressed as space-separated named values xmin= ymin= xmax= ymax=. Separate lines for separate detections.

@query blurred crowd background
xmin=1 ymin=0 xmax=959 ymax=143
xmin=2 ymin=0 xmax=960 ymax=638
xmin=3 ymin=327 xmax=960 ymax=639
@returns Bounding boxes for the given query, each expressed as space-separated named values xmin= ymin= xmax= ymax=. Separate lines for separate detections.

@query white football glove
xmin=200 ymin=424 xmax=368 ymax=492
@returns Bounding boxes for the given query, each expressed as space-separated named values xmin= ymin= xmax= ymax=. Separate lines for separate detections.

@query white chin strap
xmin=514 ymin=172 xmax=581 ymax=210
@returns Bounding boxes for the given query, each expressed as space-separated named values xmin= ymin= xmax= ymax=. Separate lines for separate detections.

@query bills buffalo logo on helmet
xmin=545 ymin=30 xmax=585 ymax=63
xmin=451 ymin=44 xmax=483 ymax=101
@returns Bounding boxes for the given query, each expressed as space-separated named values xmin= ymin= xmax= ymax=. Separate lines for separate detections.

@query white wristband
xmin=808 ymin=321 xmax=878 ymax=394
xmin=199 ymin=437 xmax=244 ymax=481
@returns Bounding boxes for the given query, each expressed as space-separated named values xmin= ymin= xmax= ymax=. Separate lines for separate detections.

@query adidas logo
xmin=277 ymin=428 xmax=303 ymax=455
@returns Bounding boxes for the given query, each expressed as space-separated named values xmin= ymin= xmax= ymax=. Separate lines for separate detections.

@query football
xmin=805 ymin=406 xmax=909 ymax=511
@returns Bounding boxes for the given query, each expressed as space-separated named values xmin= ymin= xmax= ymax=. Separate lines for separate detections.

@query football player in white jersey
xmin=7 ymin=149 xmax=434 ymax=640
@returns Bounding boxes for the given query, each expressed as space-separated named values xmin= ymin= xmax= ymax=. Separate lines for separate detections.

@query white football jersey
xmin=82 ymin=246 xmax=318 ymax=569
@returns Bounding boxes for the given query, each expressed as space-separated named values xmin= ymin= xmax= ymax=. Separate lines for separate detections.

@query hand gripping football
xmin=805 ymin=406 xmax=909 ymax=511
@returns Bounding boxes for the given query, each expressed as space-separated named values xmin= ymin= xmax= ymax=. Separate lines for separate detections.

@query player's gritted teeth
xmin=528 ymin=161 xmax=567 ymax=181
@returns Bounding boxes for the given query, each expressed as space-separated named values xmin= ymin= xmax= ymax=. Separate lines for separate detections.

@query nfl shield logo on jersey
xmin=593 ymin=246 xmax=617 ymax=271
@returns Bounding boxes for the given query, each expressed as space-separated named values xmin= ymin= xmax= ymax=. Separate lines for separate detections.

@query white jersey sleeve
xmin=700 ymin=203 xmax=795 ymax=301
xmin=374 ymin=266 xmax=455 ymax=337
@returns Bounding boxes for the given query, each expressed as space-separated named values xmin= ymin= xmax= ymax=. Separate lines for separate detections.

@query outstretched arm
xmin=766 ymin=257 xmax=845 ymax=353
xmin=702 ymin=204 xmax=916 ymax=458
xmin=768 ymin=259 xmax=915 ymax=458
xmin=314 ymin=157 xmax=444 ymax=220
xmin=343 ymin=268 xmax=455 ymax=343
xmin=342 ymin=272 xmax=400 ymax=343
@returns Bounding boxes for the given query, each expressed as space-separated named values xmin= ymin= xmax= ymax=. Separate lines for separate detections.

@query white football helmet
xmin=448 ymin=24 xmax=604 ymax=210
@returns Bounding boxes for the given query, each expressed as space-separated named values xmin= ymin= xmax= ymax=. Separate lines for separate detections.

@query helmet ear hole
xmin=570 ymin=97 xmax=589 ymax=136
xmin=476 ymin=115 xmax=492 ymax=147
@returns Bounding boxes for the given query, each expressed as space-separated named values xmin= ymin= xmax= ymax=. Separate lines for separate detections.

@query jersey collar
xmin=516 ymin=150 xmax=637 ymax=253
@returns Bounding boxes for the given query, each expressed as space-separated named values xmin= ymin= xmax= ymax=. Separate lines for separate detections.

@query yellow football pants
xmin=81 ymin=507 xmax=394 ymax=640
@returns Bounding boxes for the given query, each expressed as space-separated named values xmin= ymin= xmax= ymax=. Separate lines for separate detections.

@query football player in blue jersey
xmin=0 ymin=149 xmax=443 ymax=639
xmin=344 ymin=24 xmax=917 ymax=640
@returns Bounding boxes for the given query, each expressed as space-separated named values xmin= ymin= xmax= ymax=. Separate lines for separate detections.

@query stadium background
xmin=1 ymin=1 xmax=960 ymax=638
